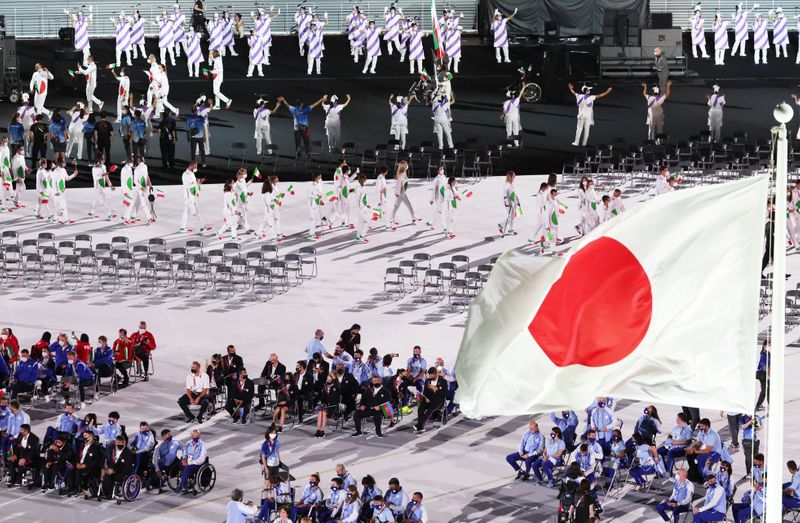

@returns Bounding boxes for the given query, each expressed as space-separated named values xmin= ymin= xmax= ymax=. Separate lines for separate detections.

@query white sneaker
xmin=80 ymin=402 xmax=86 ymax=409
xmin=97 ymin=101 xmax=104 ymax=111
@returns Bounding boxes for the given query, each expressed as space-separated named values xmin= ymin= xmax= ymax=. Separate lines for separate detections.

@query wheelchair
xmin=113 ymin=473 xmax=143 ymax=504
xmin=167 ymin=460 xmax=216 ymax=495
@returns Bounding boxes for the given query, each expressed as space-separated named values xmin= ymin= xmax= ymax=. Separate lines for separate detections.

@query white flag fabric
xmin=454 ymin=175 xmax=768 ymax=417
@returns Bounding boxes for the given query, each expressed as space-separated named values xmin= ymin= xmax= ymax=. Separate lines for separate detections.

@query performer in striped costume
xmin=706 ymin=84 xmax=726 ymax=142
xmin=306 ymin=16 xmax=328 ymax=76
xmin=207 ymin=13 xmax=225 ymax=56
xmin=253 ymin=8 xmax=279 ymax=66
xmin=731 ymin=2 xmax=755 ymax=57
xmin=713 ymin=12 xmax=729 ymax=66
xmin=492 ymin=9 xmax=517 ymax=64
xmin=172 ymin=4 xmax=186 ymax=59
xmin=111 ymin=11 xmax=133 ymax=67
xmin=772 ymin=7 xmax=788 ymax=58
xmin=247 ymin=29 xmax=266 ymax=77
xmin=389 ymin=94 xmax=413 ymax=149
xmin=130 ymin=11 xmax=147 ymax=61
xmin=407 ymin=23 xmax=424 ymax=74
xmin=347 ymin=7 xmax=366 ymax=62
xmin=432 ymin=93 xmax=454 ymax=150
xmin=66 ymin=7 xmax=93 ymax=67
xmin=184 ymin=28 xmax=203 ymax=77
xmin=221 ymin=11 xmax=238 ymax=57
xmin=689 ymin=4 xmax=710 ymax=59
xmin=383 ymin=4 xmax=403 ymax=57
xmin=752 ymin=12 xmax=769 ymax=64
xmin=397 ymin=16 xmax=414 ymax=62
xmin=445 ymin=23 xmax=462 ymax=74
xmin=295 ymin=6 xmax=313 ymax=56
xmin=29 ymin=64 xmax=54 ymax=117
xmin=362 ymin=20 xmax=382 ymax=74
xmin=502 ymin=87 xmax=524 ymax=147
xmin=157 ymin=10 xmax=177 ymax=67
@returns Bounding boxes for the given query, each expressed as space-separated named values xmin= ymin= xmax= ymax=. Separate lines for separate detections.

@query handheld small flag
xmin=156 ymin=188 xmax=166 ymax=198
xmin=142 ymin=69 xmax=153 ymax=81
xmin=2 ymin=157 xmax=9 ymax=169
xmin=67 ymin=69 xmax=76 ymax=78
xmin=372 ymin=208 xmax=383 ymax=221
xmin=461 ymin=188 xmax=474 ymax=198
xmin=558 ymin=201 xmax=568 ymax=214
xmin=287 ymin=184 xmax=295 ymax=195
xmin=451 ymin=198 xmax=458 ymax=209
xmin=379 ymin=402 xmax=395 ymax=419
xmin=325 ymin=190 xmax=337 ymax=202
xmin=253 ymin=167 xmax=262 ymax=179
xmin=674 ymin=171 xmax=684 ymax=184
xmin=550 ymin=211 xmax=558 ymax=225
xmin=105 ymin=63 xmax=117 ymax=70
xmin=108 ymin=164 xmax=117 ymax=173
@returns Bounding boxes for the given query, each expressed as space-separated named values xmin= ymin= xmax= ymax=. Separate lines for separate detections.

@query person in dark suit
xmin=352 ymin=375 xmax=392 ymax=438
xmin=314 ymin=373 xmax=341 ymax=438
xmin=308 ymin=355 xmax=329 ymax=400
xmin=256 ymin=353 xmax=286 ymax=410
xmin=336 ymin=367 xmax=360 ymax=421
xmin=294 ymin=360 xmax=315 ymax=423
xmin=414 ymin=367 xmax=448 ymax=433
xmin=43 ymin=434 xmax=75 ymax=492
xmin=99 ymin=435 xmax=135 ymax=500
xmin=8 ymin=424 xmax=41 ymax=487
xmin=226 ymin=368 xmax=255 ymax=424
xmin=338 ymin=324 xmax=361 ymax=356
xmin=221 ymin=344 xmax=245 ymax=392
xmin=75 ymin=430 xmax=104 ymax=499
xmin=653 ymin=47 xmax=670 ymax=93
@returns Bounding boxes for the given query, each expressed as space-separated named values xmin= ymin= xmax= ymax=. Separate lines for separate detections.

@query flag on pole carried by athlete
xmin=454 ymin=175 xmax=768 ymax=417
xmin=430 ymin=0 xmax=445 ymax=59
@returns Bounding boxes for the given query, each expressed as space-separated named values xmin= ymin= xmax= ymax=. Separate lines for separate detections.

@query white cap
xmin=396 ymin=95 xmax=404 ymax=103
xmin=330 ymin=95 xmax=338 ymax=104
xmin=712 ymin=84 xmax=720 ymax=91
xmin=582 ymin=84 xmax=592 ymax=92
xmin=694 ymin=3 xmax=701 ymax=12
xmin=653 ymin=86 xmax=660 ymax=94
xmin=494 ymin=9 xmax=501 ymax=17
xmin=21 ymin=93 xmax=29 ymax=102
xmin=77 ymin=101 xmax=85 ymax=109
xmin=777 ymin=6 xmax=784 ymax=13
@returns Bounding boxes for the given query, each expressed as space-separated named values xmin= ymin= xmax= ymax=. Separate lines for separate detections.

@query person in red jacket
xmin=74 ymin=333 xmax=93 ymax=364
xmin=113 ymin=329 xmax=134 ymax=388
xmin=130 ymin=321 xmax=156 ymax=382
xmin=1 ymin=328 xmax=20 ymax=365
xmin=30 ymin=332 xmax=51 ymax=360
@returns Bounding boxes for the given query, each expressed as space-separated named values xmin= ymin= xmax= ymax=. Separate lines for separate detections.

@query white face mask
xmin=59 ymin=340 xmax=66 ymax=347
xmin=269 ymin=433 xmax=277 ymax=440
xmin=138 ymin=329 xmax=145 ymax=334
xmin=20 ymin=357 xmax=28 ymax=363
xmin=0 ymin=335 xmax=7 ymax=341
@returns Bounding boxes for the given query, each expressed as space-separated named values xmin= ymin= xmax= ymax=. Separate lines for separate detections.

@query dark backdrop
xmin=479 ymin=0 xmax=649 ymax=38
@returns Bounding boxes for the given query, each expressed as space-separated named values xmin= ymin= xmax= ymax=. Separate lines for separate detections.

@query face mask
xmin=59 ymin=341 xmax=66 ymax=347
xmin=85 ymin=437 xmax=91 ymax=443
xmin=139 ymin=329 xmax=145 ymax=334
xmin=20 ymin=357 xmax=28 ymax=363
xmin=108 ymin=419 xmax=116 ymax=425
xmin=192 ymin=437 xmax=200 ymax=443
xmin=309 ymin=481 xmax=317 ymax=487
xmin=330 ymin=486 xmax=338 ymax=491
xmin=643 ymin=408 xmax=650 ymax=416
xmin=597 ymin=402 xmax=605 ymax=408
xmin=269 ymin=433 xmax=276 ymax=440
xmin=116 ymin=444 xmax=125 ymax=450
xmin=68 ymin=360 xmax=76 ymax=365
xmin=550 ymin=433 xmax=556 ymax=439
xmin=0 ymin=335 xmax=7 ymax=341
xmin=354 ymin=357 xmax=361 ymax=363
xmin=42 ymin=353 xmax=49 ymax=359
xmin=611 ymin=435 xmax=620 ymax=442
xmin=562 ymin=412 xmax=569 ymax=419
xmin=140 ymin=429 xmax=148 ymax=434
xmin=346 ymin=493 xmax=353 ymax=499
xmin=588 ymin=437 xmax=596 ymax=443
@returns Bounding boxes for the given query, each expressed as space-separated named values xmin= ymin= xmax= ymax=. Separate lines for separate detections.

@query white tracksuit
xmin=217 ymin=191 xmax=239 ymax=239
xmin=503 ymin=96 xmax=522 ymax=144
xmin=77 ymin=62 xmax=102 ymax=111
xmin=29 ymin=70 xmax=54 ymax=116
xmin=132 ymin=163 xmax=152 ymax=222
xmin=50 ymin=166 xmax=78 ymax=222
xmin=375 ymin=174 xmax=388 ymax=229
xmin=253 ymin=106 xmax=272 ymax=154
xmin=66 ymin=111 xmax=88 ymax=159
xmin=9 ymin=153 xmax=26 ymax=206
xmin=334 ymin=168 xmax=358 ymax=227
xmin=432 ymin=97 xmax=453 ymax=150
xmin=545 ymin=195 xmax=562 ymax=241
xmin=707 ymin=92 xmax=726 ymax=142
xmin=390 ymin=101 xmax=409 ymax=150
xmin=34 ymin=166 xmax=53 ymax=218
xmin=790 ymin=188 xmax=800 ymax=248
xmin=89 ymin=164 xmax=112 ymax=219
xmin=391 ymin=172 xmax=416 ymax=223
xmin=444 ymin=183 xmax=459 ymax=235
xmin=428 ymin=173 xmax=447 ymax=231
xmin=307 ymin=180 xmax=324 ymax=237
xmin=529 ymin=189 xmax=549 ymax=247
xmin=255 ymin=191 xmax=278 ymax=240
xmin=155 ymin=70 xmax=179 ymax=117
xmin=181 ymin=169 xmax=205 ymax=230
xmin=211 ymin=56 xmax=231 ymax=107
xmin=355 ymin=184 xmax=370 ymax=239
xmin=573 ymin=92 xmax=595 ymax=146
xmin=0 ymin=145 xmax=13 ymax=207
xmin=500 ymin=182 xmax=518 ymax=236
xmin=234 ymin=178 xmax=251 ymax=230
xmin=116 ymin=75 xmax=130 ymax=121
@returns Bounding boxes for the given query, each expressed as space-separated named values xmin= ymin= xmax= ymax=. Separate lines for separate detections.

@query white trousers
xmin=409 ymin=58 xmax=423 ymax=74
xmin=255 ymin=124 xmax=272 ymax=154
xmin=213 ymin=77 xmax=231 ymax=106
xmin=132 ymin=190 xmax=152 ymax=221
xmin=754 ymin=48 xmax=768 ymax=64
xmin=116 ymin=96 xmax=126 ymax=121
xmin=188 ymin=61 xmax=200 ymax=77
xmin=357 ymin=208 xmax=369 ymax=237
xmin=131 ymin=43 xmax=146 ymax=60
xmin=501 ymin=205 xmax=516 ymax=235
xmin=116 ymin=48 xmax=133 ymax=66
xmin=445 ymin=205 xmax=456 ymax=234
xmin=236 ymin=204 xmax=250 ymax=230
xmin=495 ymin=45 xmax=509 ymax=63
xmin=505 ymin=115 xmax=521 ymax=140
xmin=158 ymin=89 xmax=179 ymax=115
xmin=731 ymin=38 xmax=747 ymax=57
xmin=247 ymin=62 xmax=264 ymax=77
xmin=82 ymin=48 xmax=90 ymax=66
xmin=33 ymin=93 xmax=49 ymax=116
xmin=90 ymin=187 xmax=112 ymax=217
xmin=181 ymin=198 xmax=204 ymax=229
xmin=692 ymin=43 xmax=709 ymax=58
xmin=362 ymin=56 xmax=378 ymax=74
xmin=307 ymin=55 xmax=322 ymax=74
xmin=256 ymin=208 xmax=277 ymax=239
xmin=434 ymin=119 xmax=453 ymax=150
xmin=714 ymin=49 xmax=726 ymax=65
xmin=448 ymin=56 xmax=461 ymax=73
xmin=335 ymin=194 xmax=351 ymax=226
xmin=530 ymin=213 xmax=548 ymax=247
xmin=53 ymin=194 xmax=69 ymax=221
xmin=574 ymin=117 xmax=591 ymax=146
xmin=776 ymin=42 xmax=788 ymax=58
xmin=309 ymin=206 xmax=321 ymax=236
xmin=66 ymin=132 xmax=83 ymax=159
xmin=217 ymin=210 xmax=239 ymax=239
xmin=160 ymin=46 xmax=176 ymax=66
xmin=429 ymin=200 xmax=445 ymax=230
xmin=34 ymin=192 xmax=52 ymax=218
xmin=85 ymin=85 xmax=102 ymax=111
xmin=391 ymin=193 xmax=416 ymax=222
xmin=392 ymin=124 xmax=408 ymax=150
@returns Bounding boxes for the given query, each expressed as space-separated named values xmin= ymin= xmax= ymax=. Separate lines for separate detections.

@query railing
xmin=0 ymin=0 xmax=478 ymax=39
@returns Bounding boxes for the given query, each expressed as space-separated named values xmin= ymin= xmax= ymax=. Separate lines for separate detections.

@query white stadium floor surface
xmin=0 ymin=173 xmax=797 ymax=522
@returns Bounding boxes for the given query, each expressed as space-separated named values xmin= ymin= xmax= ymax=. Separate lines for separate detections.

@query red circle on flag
xmin=528 ymin=236 xmax=652 ymax=367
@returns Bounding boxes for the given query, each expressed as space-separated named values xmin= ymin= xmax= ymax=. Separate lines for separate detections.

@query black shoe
xmin=277 ymin=426 xmax=283 ymax=432
xmin=515 ymin=470 xmax=525 ymax=480
xmin=241 ymin=418 xmax=247 ymax=425
xmin=196 ymin=416 xmax=204 ymax=424
xmin=350 ymin=431 xmax=363 ymax=437
xmin=143 ymin=376 xmax=149 ymax=382
xmin=184 ymin=416 xmax=195 ymax=423
xmin=375 ymin=432 xmax=385 ymax=438
xmin=232 ymin=416 xmax=240 ymax=424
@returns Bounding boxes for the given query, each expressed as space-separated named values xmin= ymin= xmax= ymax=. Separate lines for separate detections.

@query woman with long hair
xmin=216 ymin=179 xmax=240 ymax=240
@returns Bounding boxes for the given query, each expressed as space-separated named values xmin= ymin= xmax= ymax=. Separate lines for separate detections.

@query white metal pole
xmin=766 ymin=116 xmax=789 ymax=522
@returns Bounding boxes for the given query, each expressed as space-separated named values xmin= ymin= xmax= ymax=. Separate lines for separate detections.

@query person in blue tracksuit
xmin=43 ymin=403 xmax=79 ymax=447
xmin=602 ymin=429 xmax=628 ymax=478
xmin=92 ymin=336 xmax=115 ymax=378
xmin=589 ymin=399 xmax=615 ymax=454
xmin=783 ymin=460 xmax=800 ymax=510
xmin=385 ymin=478 xmax=409 ymax=520
xmin=315 ymin=477 xmax=345 ymax=522
xmin=50 ymin=333 xmax=73 ymax=375
xmin=226 ymin=488 xmax=258 ymax=522
xmin=629 ymin=433 xmax=659 ymax=489
xmin=336 ymin=485 xmax=362 ymax=523
xmin=291 ymin=473 xmax=324 ymax=521
xmin=733 ymin=481 xmax=764 ymax=523
xmin=10 ymin=349 xmax=38 ymax=398
xmin=531 ymin=426 xmax=566 ymax=487
xmin=685 ymin=418 xmax=731 ymax=481
xmin=370 ymin=495 xmax=396 ymax=522
xmin=692 ymin=473 xmax=727 ymax=522
xmin=177 ymin=429 xmax=207 ymax=492
xmin=152 ymin=429 xmax=182 ymax=492
xmin=574 ymin=444 xmax=597 ymax=483
xmin=63 ymin=350 xmax=95 ymax=407
xmin=655 ymin=468 xmax=694 ymax=522
xmin=97 ymin=411 xmax=122 ymax=447
xmin=505 ymin=419 xmax=545 ymax=481
xmin=129 ymin=421 xmax=155 ymax=473
xmin=658 ymin=412 xmax=693 ymax=474
xmin=36 ymin=347 xmax=57 ymax=396
xmin=550 ymin=410 xmax=579 ymax=449
xmin=626 ymin=405 xmax=662 ymax=455
xmin=2 ymin=400 xmax=30 ymax=465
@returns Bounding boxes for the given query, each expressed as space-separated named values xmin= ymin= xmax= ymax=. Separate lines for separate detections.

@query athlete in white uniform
xmin=29 ymin=64 xmax=54 ymax=117
xmin=255 ymin=177 xmax=279 ymax=241
xmin=354 ymin=175 xmax=371 ymax=243
xmin=322 ymin=94 xmax=351 ymax=152
xmin=216 ymin=179 xmax=240 ymax=240
xmin=569 ymin=83 xmax=612 ymax=147
xmin=427 ymin=165 xmax=447 ymax=232
xmin=50 ymin=159 xmax=79 ymax=224
xmin=253 ymin=98 xmax=281 ymax=155
xmin=390 ymin=160 xmax=418 ymax=228
xmin=180 ymin=162 xmax=209 ymax=233
xmin=33 ymin=159 xmax=52 ymax=220
xmin=389 ymin=94 xmax=413 ymax=150
xmin=333 ymin=163 xmax=358 ymax=228
xmin=76 ymin=56 xmax=104 ymax=112
xmin=89 ymin=154 xmax=114 ymax=220
xmin=110 ymin=68 xmax=131 ymax=122
xmin=307 ymin=173 xmax=325 ymax=240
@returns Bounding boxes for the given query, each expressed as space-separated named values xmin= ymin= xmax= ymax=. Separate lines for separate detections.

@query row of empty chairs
xmin=384 ymin=253 xmax=496 ymax=309
xmin=0 ymin=231 xmax=318 ymax=301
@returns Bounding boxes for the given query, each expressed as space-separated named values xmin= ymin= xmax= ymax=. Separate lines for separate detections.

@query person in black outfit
xmin=157 ymin=110 xmax=177 ymax=169
xmin=95 ymin=112 xmax=114 ymax=166
xmin=98 ymin=435 xmax=135 ymax=500
xmin=338 ymin=324 xmax=361 ymax=357
xmin=43 ymin=434 xmax=74 ymax=491
xmin=314 ymin=373 xmax=341 ymax=438
xmin=8 ymin=424 xmax=41 ymax=487
xmin=193 ymin=0 xmax=208 ymax=38
xmin=414 ymin=367 xmax=447 ymax=433
xmin=571 ymin=479 xmax=598 ymax=522
xmin=225 ymin=367 xmax=255 ymax=424
xmin=336 ymin=366 xmax=360 ymax=421
xmin=762 ymin=198 xmax=774 ymax=273
xmin=352 ymin=375 xmax=392 ymax=438
xmin=221 ymin=344 xmax=244 ymax=390
xmin=256 ymin=354 xmax=286 ymax=410
xmin=293 ymin=360 xmax=315 ymax=423
xmin=73 ymin=430 xmax=103 ymax=498
xmin=29 ymin=114 xmax=50 ymax=168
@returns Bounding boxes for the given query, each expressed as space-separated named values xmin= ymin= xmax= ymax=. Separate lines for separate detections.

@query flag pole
xmin=766 ymin=103 xmax=792 ymax=522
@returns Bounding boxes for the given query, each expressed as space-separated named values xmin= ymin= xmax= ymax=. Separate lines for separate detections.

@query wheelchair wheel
xmin=196 ymin=463 xmax=216 ymax=493
xmin=522 ymin=83 xmax=542 ymax=103
xmin=166 ymin=468 xmax=181 ymax=492
xmin=118 ymin=474 xmax=141 ymax=504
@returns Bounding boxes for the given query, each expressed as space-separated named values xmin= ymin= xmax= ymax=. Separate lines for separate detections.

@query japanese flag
xmin=454 ymin=175 xmax=768 ymax=417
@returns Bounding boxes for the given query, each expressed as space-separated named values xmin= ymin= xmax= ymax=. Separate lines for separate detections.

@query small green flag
xmin=550 ymin=211 xmax=558 ymax=226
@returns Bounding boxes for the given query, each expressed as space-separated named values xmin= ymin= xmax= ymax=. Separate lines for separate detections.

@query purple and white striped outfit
xmin=347 ymin=12 xmax=361 ymax=37
xmin=131 ymin=16 xmax=145 ymax=45
xmin=691 ymin=14 xmax=706 ymax=46
xmin=222 ymin=16 xmax=234 ymax=47
xmin=158 ymin=16 xmax=174 ymax=48
xmin=384 ymin=11 xmax=401 ymax=41
xmin=173 ymin=9 xmax=186 ymax=43
xmin=408 ymin=30 xmax=424 ymax=60
xmin=493 ymin=19 xmax=508 ymax=48
xmin=714 ymin=20 xmax=729 ymax=50
xmin=186 ymin=33 xmax=203 ymax=64
xmin=734 ymin=7 xmax=749 ymax=42
xmin=208 ymin=19 xmax=224 ymax=51
xmin=115 ymin=19 xmax=132 ymax=51
xmin=74 ymin=15 xmax=90 ymax=50
xmin=248 ymin=35 xmax=266 ymax=65
xmin=351 ymin=18 xmax=367 ymax=46
xmin=445 ymin=27 xmax=462 ymax=57
xmin=295 ymin=11 xmax=312 ymax=45
xmin=365 ymin=27 xmax=382 ymax=57
xmin=753 ymin=18 xmax=769 ymax=49
xmin=773 ymin=15 xmax=788 ymax=45
xmin=257 ymin=17 xmax=273 ymax=50
xmin=308 ymin=28 xmax=324 ymax=59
